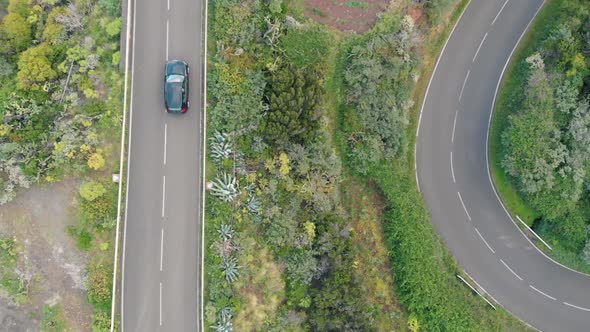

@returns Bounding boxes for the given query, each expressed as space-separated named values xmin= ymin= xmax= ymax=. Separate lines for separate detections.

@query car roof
xmin=165 ymin=81 xmax=183 ymax=110
xmin=166 ymin=60 xmax=187 ymax=76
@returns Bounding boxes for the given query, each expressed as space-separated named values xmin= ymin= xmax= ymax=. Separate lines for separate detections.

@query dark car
xmin=164 ymin=60 xmax=189 ymax=113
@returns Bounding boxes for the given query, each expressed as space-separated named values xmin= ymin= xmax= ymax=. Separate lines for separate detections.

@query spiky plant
xmin=211 ymin=307 xmax=233 ymax=332
xmin=245 ymin=194 xmax=261 ymax=215
xmin=221 ymin=256 xmax=240 ymax=283
xmin=218 ymin=224 xmax=234 ymax=240
xmin=210 ymin=131 xmax=232 ymax=162
xmin=210 ymin=172 xmax=238 ymax=202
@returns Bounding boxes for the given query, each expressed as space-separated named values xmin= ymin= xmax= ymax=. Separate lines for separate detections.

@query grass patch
xmin=312 ymin=7 xmax=327 ymax=17
xmin=489 ymin=0 xmax=562 ymax=225
xmin=41 ymin=304 xmax=67 ymax=332
xmin=0 ymin=237 xmax=28 ymax=304
xmin=346 ymin=1 xmax=369 ymax=9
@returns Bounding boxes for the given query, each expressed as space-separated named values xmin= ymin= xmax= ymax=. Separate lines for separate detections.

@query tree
xmin=263 ymin=65 xmax=323 ymax=146
xmin=0 ymin=13 xmax=32 ymax=53
xmin=80 ymin=181 xmax=106 ymax=201
xmin=43 ymin=6 xmax=67 ymax=45
xmin=88 ymin=152 xmax=105 ymax=170
xmin=16 ymin=43 xmax=57 ymax=90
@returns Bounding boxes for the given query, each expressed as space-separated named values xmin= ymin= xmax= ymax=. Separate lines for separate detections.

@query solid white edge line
xmin=159 ymin=282 xmax=163 ymax=326
xmin=457 ymin=191 xmax=472 ymax=221
xmin=160 ymin=228 xmax=164 ymax=271
xmin=483 ymin=0 xmax=590 ymax=279
xmin=516 ymin=215 xmax=552 ymax=250
xmin=116 ymin=0 xmax=137 ymax=327
xmin=474 ymin=227 xmax=495 ymax=253
xmin=162 ymin=175 xmax=166 ymax=217
xmin=492 ymin=0 xmax=510 ymax=25
xmin=464 ymin=271 xmax=501 ymax=306
xmin=200 ymin=0 xmax=208 ymax=330
xmin=472 ymin=32 xmax=488 ymax=63
xmin=563 ymin=302 xmax=590 ymax=312
xmin=163 ymin=123 xmax=167 ymax=165
xmin=166 ymin=20 xmax=169 ymax=61
xmin=530 ymin=285 xmax=556 ymax=301
xmin=500 ymin=258 xmax=523 ymax=281
xmin=459 ymin=70 xmax=470 ymax=101
xmin=450 ymin=151 xmax=456 ymax=183
xmin=415 ymin=0 xmax=471 ymax=139
xmin=452 ymin=109 xmax=458 ymax=143
xmin=457 ymin=274 xmax=496 ymax=310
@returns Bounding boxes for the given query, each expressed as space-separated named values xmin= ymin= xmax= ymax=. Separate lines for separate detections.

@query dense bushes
xmin=497 ymin=0 xmax=590 ymax=266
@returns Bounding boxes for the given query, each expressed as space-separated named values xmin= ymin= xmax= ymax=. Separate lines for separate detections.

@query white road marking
xmin=457 ymin=274 xmax=496 ymax=310
xmin=163 ymin=123 xmax=167 ymax=165
xmin=160 ymin=228 xmax=164 ymax=271
xmin=450 ymin=151 xmax=456 ymax=183
xmin=459 ymin=70 xmax=470 ymax=101
xmin=162 ymin=176 xmax=166 ymax=217
xmin=201 ymin=0 xmax=210 ymax=329
xmin=472 ymin=32 xmax=488 ymax=63
xmin=416 ymin=111 xmax=423 ymax=137
xmin=500 ymin=259 xmax=523 ymax=281
xmin=159 ymin=282 xmax=163 ymax=326
xmin=457 ymin=191 xmax=471 ymax=221
xmin=166 ymin=20 xmax=169 ymax=61
xmin=530 ymin=285 xmax=556 ymax=301
xmin=464 ymin=271 xmax=501 ymax=306
xmin=118 ymin=0 xmax=138 ymax=327
xmin=563 ymin=302 xmax=590 ymax=312
xmin=492 ymin=0 xmax=510 ymax=26
xmin=451 ymin=109 xmax=458 ymax=143
xmin=167 ymin=0 xmax=169 ymax=10
xmin=475 ymin=228 xmax=495 ymax=253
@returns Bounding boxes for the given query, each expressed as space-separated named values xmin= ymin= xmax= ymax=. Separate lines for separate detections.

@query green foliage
xmin=0 ymin=12 xmax=32 ymax=53
xmin=346 ymin=1 xmax=368 ymax=9
xmin=279 ymin=26 xmax=331 ymax=69
xmin=80 ymin=181 xmax=106 ymax=201
xmin=17 ymin=43 xmax=57 ymax=90
xmin=105 ymin=18 xmax=121 ymax=38
xmin=41 ymin=304 xmax=66 ymax=332
xmin=263 ymin=65 xmax=323 ymax=146
xmin=0 ymin=237 xmax=27 ymax=302
xmin=423 ymin=0 xmax=456 ymax=25
xmin=98 ymin=0 xmax=121 ymax=17
xmin=496 ymin=0 xmax=590 ymax=266
xmin=343 ymin=14 xmax=417 ymax=173
xmin=86 ymin=261 xmax=112 ymax=311
xmin=91 ymin=310 xmax=112 ymax=332
xmin=42 ymin=6 xmax=67 ymax=45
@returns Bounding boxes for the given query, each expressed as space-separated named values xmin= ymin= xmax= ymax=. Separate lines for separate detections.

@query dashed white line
xmin=162 ymin=175 xmax=166 ymax=217
xmin=167 ymin=0 xmax=170 ymax=10
xmin=159 ymin=282 xmax=163 ymax=326
xmin=160 ymin=228 xmax=164 ymax=271
xmin=459 ymin=70 xmax=470 ymax=101
xmin=163 ymin=123 xmax=167 ymax=165
xmin=472 ymin=32 xmax=488 ymax=63
xmin=475 ymin=227 xmax=495 ymax=253
xmin=166 ymin=20 xmax=169 ymax=61
xmin=451 ymin=110 xmax=458 ymax=142
xmin=563 ymin=302 xmax=590 ymax=312
xmin=450 ymin=151 xmax=456 ymax=183
xmin=457 ymin=191 xmax=471 ymax=221
xmin=530 ymin=285 xmax=556 ymax=301
xmin=492 ymin=0 xmax=510 ymax=26
xmin=500 ymin=259 xmax=523 ymax=281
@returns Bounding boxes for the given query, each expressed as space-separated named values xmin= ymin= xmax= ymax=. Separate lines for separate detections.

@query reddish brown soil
xmin=305 ymin=0 xmax=392 ymax=33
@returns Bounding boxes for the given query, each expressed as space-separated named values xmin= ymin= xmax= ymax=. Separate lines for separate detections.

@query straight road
xmin=120 ymin=0 xmax=204 ymax=329
xmin=417 ymin=0 xmax=590 ymax=331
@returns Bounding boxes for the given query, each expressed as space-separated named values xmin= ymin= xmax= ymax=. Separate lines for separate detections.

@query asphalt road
xmin=416 ymin=0 xmax=590 ymax=331
xmin=120 ymin=0 xmax=204 ymax=329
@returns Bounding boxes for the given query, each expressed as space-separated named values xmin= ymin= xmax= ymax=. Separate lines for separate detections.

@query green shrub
xmin=91 ymin=309 xmax=112 ymax=332
xmin=0 ymin=12 xmax=32 ymax=53
xmin=279 ymin=26 xmax=331 ymax=69
xmin=86 ymin=261 xmax=112 ymax=311
xmin=41 ymin=304 xmax=66 ymax=332
xmin=80 ymin=181 xmax=106 ymax=201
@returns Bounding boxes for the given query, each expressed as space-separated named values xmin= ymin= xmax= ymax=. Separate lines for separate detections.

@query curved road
xmin=417 ymin=0 xmax=590 ymax=331
xmin=120 ymin=0 xmax=205 ymax=330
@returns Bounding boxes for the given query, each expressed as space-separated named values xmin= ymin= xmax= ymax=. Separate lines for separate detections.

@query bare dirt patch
xmin=305 ymin=0 xmax=392 ymax=33
xmin=0 ymin=179 xmax=92 ymax=331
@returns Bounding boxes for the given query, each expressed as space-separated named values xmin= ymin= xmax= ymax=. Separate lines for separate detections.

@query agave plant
xmin=218 ymin=224 xmax=234 ymax=241
xmin=211 ymin=307 xmax=233 ymax=332
xmin=245 ymin=194 xmax=261 ymax=215
xmin=210 ymin=172 xmax=238 ymax=202
xmin=210 ymin=131 xmax=232 ymax=162
xmin=221 ymin=256 xmax=240 ymax=283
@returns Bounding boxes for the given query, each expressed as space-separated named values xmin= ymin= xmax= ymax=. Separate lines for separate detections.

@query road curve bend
xmin=417 ymin=0 xmax=590 ymax=331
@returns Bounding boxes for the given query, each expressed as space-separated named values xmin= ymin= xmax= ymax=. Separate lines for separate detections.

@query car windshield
xmin=167 ymin=74 xmax=184 ymax=83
